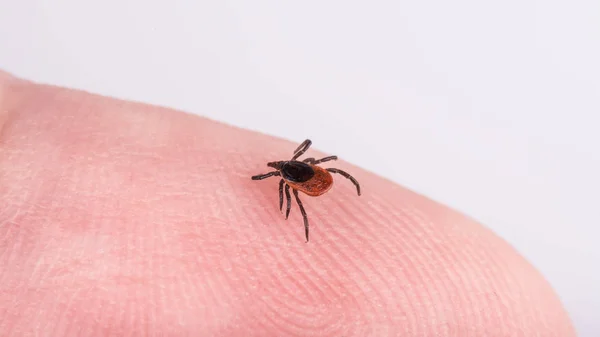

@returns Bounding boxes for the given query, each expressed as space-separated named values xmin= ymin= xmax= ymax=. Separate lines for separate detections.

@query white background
xmin=1 ymin=0 xmax=598 ymax=335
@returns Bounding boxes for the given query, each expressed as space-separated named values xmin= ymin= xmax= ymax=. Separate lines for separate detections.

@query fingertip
xmin=1 ymin=82 xmax=574 ymax=336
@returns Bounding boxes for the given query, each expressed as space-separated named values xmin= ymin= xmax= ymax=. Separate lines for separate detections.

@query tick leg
xmin=327 ymin=168 xmax=361 ymax=196
xmin=303 ymin=155 xmax=337 ymax=164
xmin=278 ymin=179 xmax=285 ymax=211
xmin=293 ymin=189 xmax=310 ymax=242
xmin=251 ymin=171 xmax=280 ymax=180
xmin=285 ymin=184 xmax=292 ymax=219
xmin=291 ymin=139 xmax=312 ymax=160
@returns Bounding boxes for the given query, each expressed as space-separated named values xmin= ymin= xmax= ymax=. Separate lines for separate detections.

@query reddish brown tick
xmin=251 ymin=139 xmax=361 ymax=242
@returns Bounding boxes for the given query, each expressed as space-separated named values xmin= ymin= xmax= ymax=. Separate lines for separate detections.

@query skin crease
xmin=0 ymin=70 xmax=575 ymax=336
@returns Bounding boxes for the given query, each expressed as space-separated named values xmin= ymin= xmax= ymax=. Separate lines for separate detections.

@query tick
xmin=251 ymin=139 xmax=361 ymax=242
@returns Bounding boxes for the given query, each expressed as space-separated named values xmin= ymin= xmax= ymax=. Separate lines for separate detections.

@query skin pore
xmin=0 ymin=71 xmax=575 ymax=336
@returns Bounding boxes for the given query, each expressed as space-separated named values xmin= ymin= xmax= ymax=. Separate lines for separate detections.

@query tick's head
xmin=267 ymin=161 xmax=285 ymax=170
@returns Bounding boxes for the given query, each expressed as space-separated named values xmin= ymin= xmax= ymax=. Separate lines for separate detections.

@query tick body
xmin=251 ymin=139 xmax=361 ymax=242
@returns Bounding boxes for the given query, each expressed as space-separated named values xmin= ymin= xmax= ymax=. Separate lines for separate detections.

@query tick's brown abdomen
xmin=285 ymin=165 xmax=333 ymax=196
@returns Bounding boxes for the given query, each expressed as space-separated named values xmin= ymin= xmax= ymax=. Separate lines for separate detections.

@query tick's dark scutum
xmin=281 ymin=161 xmax=315 ymax=182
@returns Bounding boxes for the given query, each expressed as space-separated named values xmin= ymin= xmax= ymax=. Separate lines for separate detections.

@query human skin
xmin=0 ymin=70 xmax=575 ymax=336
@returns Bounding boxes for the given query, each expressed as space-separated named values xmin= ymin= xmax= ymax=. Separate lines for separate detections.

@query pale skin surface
xmin=0 ymin=70 xmax=575 ymax=336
